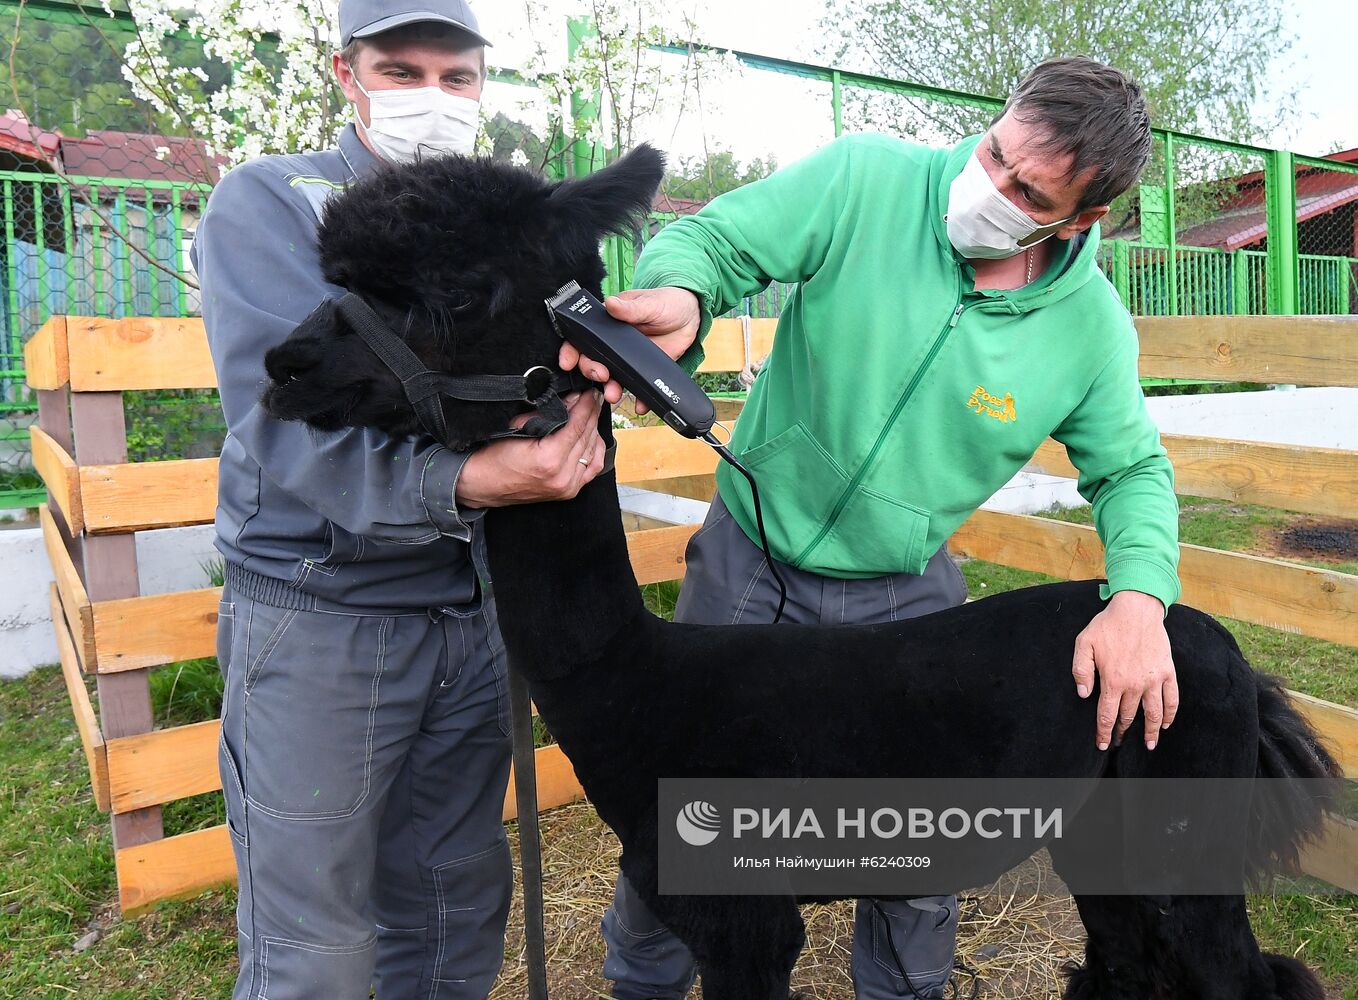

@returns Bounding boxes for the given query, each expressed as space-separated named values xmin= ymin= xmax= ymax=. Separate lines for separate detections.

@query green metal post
xmin=832 ymin=69 xmax=843 ymax=137
xmin=3 ymin=180 xmax=18 ymax=363
xmin=171 ymin=187 xmax=188 ymax=316
xmin=61 ymin=185 xmax=75 ymax=315
xmin=1342 ymin=259 xmax=1353 ymax=315
xmin=1163 ymin=134 xmax=1178 ymax=315
xmin=114 ymin=192 xmax=134 ymax=315
xmin=91 ymin=186 xmax=108 ymax=318
xmin=33 ymin=181 xmax=49 ymax=327
xmin=1111 ymin=239 xmax=1130 ymax=307
xmin=1264 ymin=148 xmax=1299 ymax=314
xmin=146 ymin=189 xmax=162 ymax=314
xmin=567 ymin=15 xmax=603 ymax=177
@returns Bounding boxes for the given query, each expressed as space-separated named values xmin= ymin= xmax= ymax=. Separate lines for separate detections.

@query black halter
xmin=336 ymin=292 xmax=603 ymax=451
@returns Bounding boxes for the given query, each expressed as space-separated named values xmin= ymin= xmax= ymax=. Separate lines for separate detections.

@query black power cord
xmin=871 ymin=900 xmax=981 ymax=1000
xmin=704 ymin=431 xmax=789 ymax=624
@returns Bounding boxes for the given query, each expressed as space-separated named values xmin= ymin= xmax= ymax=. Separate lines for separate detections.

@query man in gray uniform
xmin=192 ymin=2 xmax=609 ymax=997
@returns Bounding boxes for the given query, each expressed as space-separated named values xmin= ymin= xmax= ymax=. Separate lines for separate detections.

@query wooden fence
xmin=24 ymin=312 xmax=1358 ymax=914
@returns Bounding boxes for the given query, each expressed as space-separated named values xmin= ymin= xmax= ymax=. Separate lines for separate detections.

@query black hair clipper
xmin=546 ymin=281 xmax=716 ymax=438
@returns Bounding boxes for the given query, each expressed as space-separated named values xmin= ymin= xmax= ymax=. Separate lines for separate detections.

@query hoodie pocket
xmin=736 ymin=421 xmax=848 ymax=565
xmin=806 ymin=485 xmax=931 ymax=577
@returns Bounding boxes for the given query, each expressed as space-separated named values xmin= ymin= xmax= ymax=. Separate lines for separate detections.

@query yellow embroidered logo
xmin=966 ymin=385 xmax=1017 ymax=423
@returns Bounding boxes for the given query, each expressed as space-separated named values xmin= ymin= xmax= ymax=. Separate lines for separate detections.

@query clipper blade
xmin=546 ymin=280 xmax=584 ymax=311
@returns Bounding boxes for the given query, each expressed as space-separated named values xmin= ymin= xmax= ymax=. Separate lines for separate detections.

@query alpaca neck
xmin=482 ymin=466 xmax=648 ymax=681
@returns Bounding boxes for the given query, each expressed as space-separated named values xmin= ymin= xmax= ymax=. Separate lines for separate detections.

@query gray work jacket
xmin=191 ymin=125 xmax=482 ymax=612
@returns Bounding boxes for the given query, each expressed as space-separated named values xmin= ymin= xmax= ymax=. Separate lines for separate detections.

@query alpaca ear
xmin=547 ymin=143 xmax=666 ymax=252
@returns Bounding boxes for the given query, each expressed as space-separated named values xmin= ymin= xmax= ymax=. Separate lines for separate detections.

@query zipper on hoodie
xmin=793 ymin=293 xmax=966 ymax=566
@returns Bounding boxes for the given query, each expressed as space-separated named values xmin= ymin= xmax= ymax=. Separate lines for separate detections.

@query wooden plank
xmin=104 ymin=721 xmax=584 ymax=821
xmin=1299 ymin=815 xmax=1358 ymax=893
xmin=109 ymin=741 xmax=584 ymax=914
xmin=106 ymin=720 xmax=221 ymax=814
xmin=1288 ymin=691 xmax=1358 ymax=780
xmin=503 ymin=744 xmax=584 ymax=821
xmin=66 ymin=316 xmax=216 ymax=392
xmin=626 ymin=524 xmax=699 ymax=585
xmin=29 ymin=425 xmax=82 ymax=534
xmin=22 ymin=315 xmax=69 ymax=389
xmin=49 ymin=586 xmax=109 ymax=813
xmin=695 ymin=317 xmax=777 ymax=374
xmin=116 ymin=824 xmax=236 ymax=915
xmin=1027 ymin=435 xmax=1358 ymax=520
xmin=48 ymin=313 xmax=755 ymax=391
xmin=647 ymin=474 xmax=718 ymax=503
xmin=615 ymin=427 xmax=720 ymax=484
xmin=88 ymin=524 xmax=690 ymax=675
xmin=39 ymin=504 xmax=94 ymax=671
xmin=1135 ymin=315 xmax=1358 ymax=387
xmin=79 ymin=458 xmax=217 ymax=534
xmin=91 ymin=587 xmax=222 ymax=674
xmin=63 ymin=424 xmax=722 ymax=535
xmin=948 ymin=510 xmax=1358 ymax=646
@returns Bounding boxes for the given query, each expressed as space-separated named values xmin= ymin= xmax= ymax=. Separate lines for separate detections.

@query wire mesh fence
xmin=1293 ymin=156 xmax=1358 ymax=314
xmin=0 ymin=6 xmax=1353 ymax=509
xmin=0 ymin=1 xmax=217 ymax=506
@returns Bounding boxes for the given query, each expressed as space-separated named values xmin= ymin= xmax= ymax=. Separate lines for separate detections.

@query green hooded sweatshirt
xmin=633 ymin=132 xmax=1181 ymax=611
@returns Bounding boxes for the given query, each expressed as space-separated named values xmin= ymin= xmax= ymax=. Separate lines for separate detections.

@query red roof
xmin=653 ymin=194 xmax=710 ymax=217
xmin=0 ymin=109 xmax=60 ymax=165
xmin=1113 ymin=147 xmax=1358 ymax=250
xmin=0 ymin=108 xmax=221 ymax=188
xmin=59 ymin=128 xmax=223 ymax=185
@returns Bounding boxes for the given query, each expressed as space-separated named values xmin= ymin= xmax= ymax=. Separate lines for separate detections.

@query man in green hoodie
xmin=564 ymin=57 xmax=1180 ymax=999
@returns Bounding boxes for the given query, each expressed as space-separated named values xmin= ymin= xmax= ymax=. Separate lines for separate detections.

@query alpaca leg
xmin=657 ymin=896 xmax=804 ymax=1000
xmin=1061 ymin=895 xmax=1157 ymax=1000
xmin=1150 ymin=895 xmax=1323 ymax=1000
xmin=1066 ymin=894 xmax=1321 ymax=1000
xmin=1258 ymin=952 xmax=1326 ymax=1000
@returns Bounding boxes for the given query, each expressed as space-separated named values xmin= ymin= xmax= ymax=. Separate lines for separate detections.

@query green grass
xmin=642 ymin=579 xmax=682 ymax=620
xmin=1248 ymin=895 xmax=1358 ymax=997
xmin=0 ymin=668 xmax=239 ymax=998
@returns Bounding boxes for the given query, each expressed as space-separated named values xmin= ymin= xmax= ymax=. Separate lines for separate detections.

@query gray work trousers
xmin=217 ymin=584 xmax=513 ymax=1000
xmin=602 ymin=492 xmax=969 ymax=999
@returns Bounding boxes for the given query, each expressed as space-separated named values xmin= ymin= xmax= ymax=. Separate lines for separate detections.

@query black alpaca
xmin=260 ymin=145 xmax=1341 ymax=1000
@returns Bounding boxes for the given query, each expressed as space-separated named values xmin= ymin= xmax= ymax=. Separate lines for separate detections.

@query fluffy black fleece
xmin=261 ymin=146 xmax=1341 ymax=1000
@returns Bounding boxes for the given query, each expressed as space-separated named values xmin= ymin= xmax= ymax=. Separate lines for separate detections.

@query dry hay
xmin=492 ymin=802 xmax=1084 ymax=1000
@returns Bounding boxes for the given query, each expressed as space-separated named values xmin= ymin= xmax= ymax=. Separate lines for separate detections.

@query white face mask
xmin=946 ymin=150 xmax=1072 ymax=260
xmin=352 ymin=74 xmax=480 ymax=164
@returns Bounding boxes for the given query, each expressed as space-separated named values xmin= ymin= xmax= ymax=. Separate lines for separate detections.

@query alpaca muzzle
xmin=334 ymin=292 xmax=599 ymax=448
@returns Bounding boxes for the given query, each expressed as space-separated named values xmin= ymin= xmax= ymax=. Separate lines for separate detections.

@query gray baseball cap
xmin=339 ymin=0 xmax=492 ymax=49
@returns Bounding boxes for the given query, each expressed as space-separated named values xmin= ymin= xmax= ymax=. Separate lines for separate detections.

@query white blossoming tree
xmin=11 ymin=0 xmax=736 ymax=288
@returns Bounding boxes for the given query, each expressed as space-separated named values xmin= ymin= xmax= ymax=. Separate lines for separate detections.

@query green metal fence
xmin=0 ymin=170 xmax=212 ymax=508
xmin=1 ymin=7 xmax=1357 ymax=509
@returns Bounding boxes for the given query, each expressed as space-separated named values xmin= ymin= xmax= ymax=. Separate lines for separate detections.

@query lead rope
xmin=507 ymin=664 xmax=550 ymax=1000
